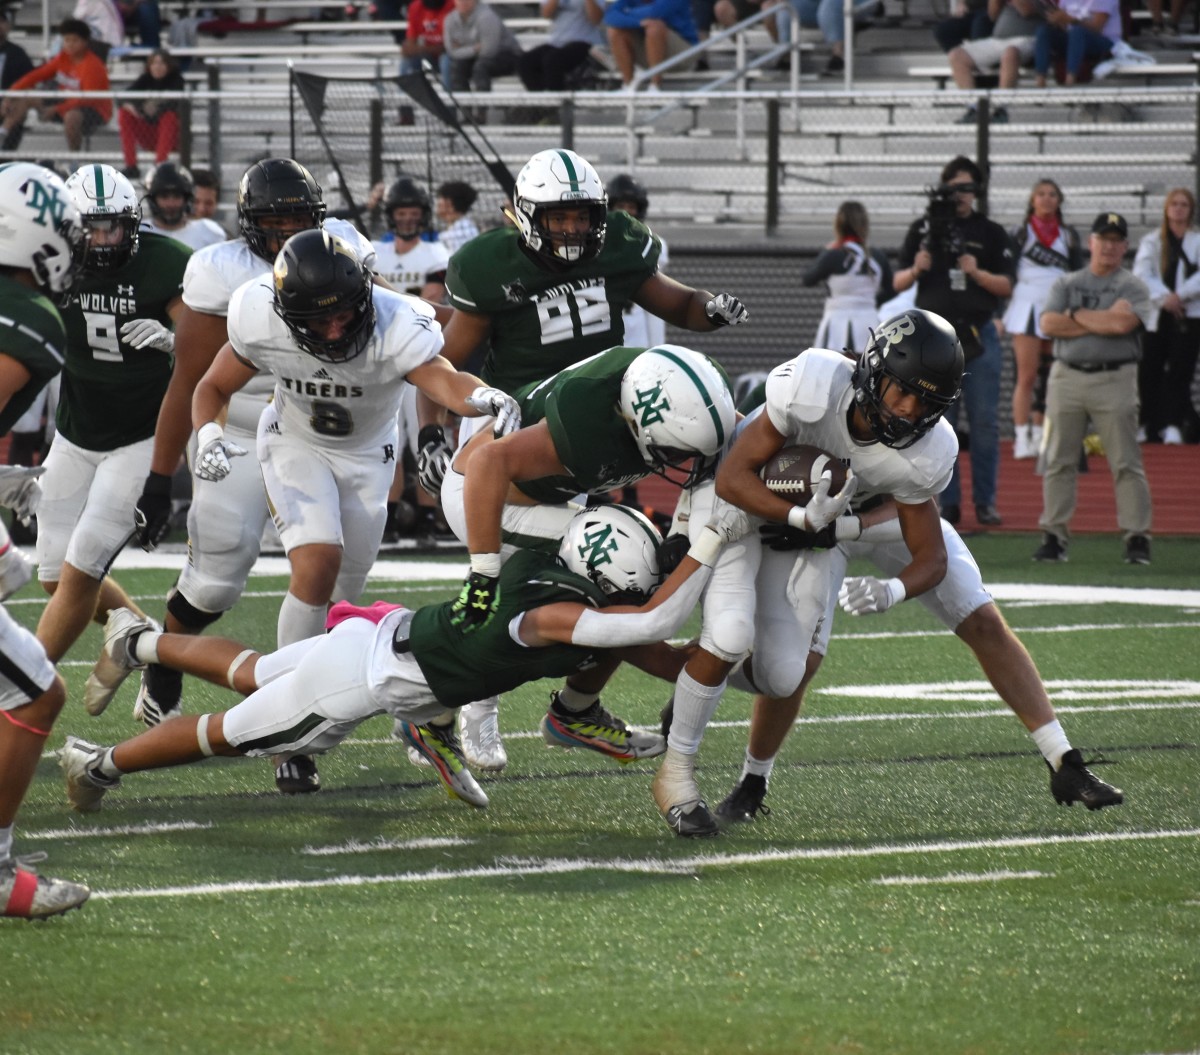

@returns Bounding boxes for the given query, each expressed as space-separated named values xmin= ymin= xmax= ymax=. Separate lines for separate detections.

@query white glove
xmin=0 ymin=543 xmax=34 ymax=601
xmin=706 ymin=496 xmax=753 ymax=544
xmin=193 ymin=422 xmax=248 ymax=482
xmin=466 ymin=386 xmax=522 ymax=438
xmin=839 ymin=575 xmax=906 ymax=616
xmin=789 ymin=468 xmax=857 ymax=533
xmin=0 ymin=465 xmax=45 ymax=523
xmin=705 ymin=293 xmax=749 ymax=327
xmin=120 ymin=318 xmax=175 ymax=353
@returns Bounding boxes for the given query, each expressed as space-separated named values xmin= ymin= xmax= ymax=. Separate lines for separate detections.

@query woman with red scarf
xmin=1003 ymin=179 xmax=1083 ymax=459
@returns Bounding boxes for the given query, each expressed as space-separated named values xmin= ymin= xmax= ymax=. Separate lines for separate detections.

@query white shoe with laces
xmin=1 ymin=853 xmax=90 ymax=918
xmin=459 ymin=700 xmax=508 ymax=772
xmin=83 ymin=608 xmax=157 ymax=716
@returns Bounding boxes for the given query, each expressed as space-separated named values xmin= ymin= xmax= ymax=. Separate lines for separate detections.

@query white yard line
xmin=871 ymin=870 xmax=1051 ymax=886
xmin=25 ymin=820 xmax=213 ymax=839
xmin=300 ymin=836 xmax=473 ymax=856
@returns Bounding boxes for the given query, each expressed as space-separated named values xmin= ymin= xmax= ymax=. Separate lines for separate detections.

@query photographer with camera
xmin=895 ymin=156 xmax=1015 ymax=527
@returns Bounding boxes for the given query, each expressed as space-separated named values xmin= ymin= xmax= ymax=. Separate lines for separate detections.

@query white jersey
xmin=182 ymin=219 xmax=377 ymax=431
xmin=371 ymin=237 xmax=450 ymax=296
xmin=227 ymin=280 xmax=443 ymax=450
xmin=762 ymin=348 xmax=957 ymax=507
xmin=139 ymin=217 xmax=228 ymax=253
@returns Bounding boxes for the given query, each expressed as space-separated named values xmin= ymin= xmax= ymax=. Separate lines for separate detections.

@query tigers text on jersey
xmin=57 ymin=231 xmax=190 ymax=451
xmin=446 ymin=210 xmax=661 ymax=394
xmin=371 ymin=238 xmax=449 ymax=297
xmin=181 ymin=218 xmax=377 ymax=432
xmin=0 ymin=276 xmax=66 ymax=437
xmin=226 ymin=280 xmax=443 ymax=449
xmin=407 ymin=549 xmax=607 ymax=708
xmin=513 ymin=345 xmax=650 ymax=503
xmin=762 ymin=347 xmax=957 ymax=507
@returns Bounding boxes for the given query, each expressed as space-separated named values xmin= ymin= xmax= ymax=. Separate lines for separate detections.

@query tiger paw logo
xmin=631 ymin=382 xmax=670 ymax=427
xmin=577 ymin=524 xmax=617 ymax=568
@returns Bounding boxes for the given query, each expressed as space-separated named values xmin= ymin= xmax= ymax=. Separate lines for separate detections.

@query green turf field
xmin=4 ymin=535 xmax=1198 ymax=1055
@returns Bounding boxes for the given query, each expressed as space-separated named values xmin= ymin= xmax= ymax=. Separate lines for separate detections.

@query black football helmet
xmin=384 ymin=177 xmax=432 ymax=240
xmin=272 ymin=228 xmax=375 ymax=363
xmin=606 ymin=173 xmax=648 ymax=221
xmin=146 ymin=161 xmax=194 ymax=225
xmin=852 ymin=308 xmax=964 ymax=449
xmin=238 ymin=158 xmax=327 ymax=262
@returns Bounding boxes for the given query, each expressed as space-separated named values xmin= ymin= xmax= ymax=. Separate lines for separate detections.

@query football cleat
xmin=652 ymin=747 xmax=719 ymax=838
xmin=459 ymin=701 xmax=508 ymax=772
xmin=540 ymin=692 xmax=666 ymax=763
xmin=1049 ymin=749 xmax=1124 ymax=810
xmin=392 ymin=719 xmax=432 ymax=767
xmin=398 ymin=720 xmax=489 ymax=809
xmin=83 ymin=607 xmax=157 ymax=716
xmin=274 ymin=754 xmax=321 ymax=794
xmin=60 ymin=736 xmax=119 ymax=813
xmin=715 ymin=774 xmax=772 ymax=823
xmin=132 ymin=678 xmax=182 ymax=727
xmin=1 ymin=854 xmax=90 ymax=919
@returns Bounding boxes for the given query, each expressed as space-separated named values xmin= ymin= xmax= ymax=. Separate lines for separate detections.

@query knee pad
xmin=167 ymin=585 xmax=226 ymax=631
xmin=751 ymin=652 xmax=806 ymax=701
xmin=699 ymin=607 xmax=754 ymax=665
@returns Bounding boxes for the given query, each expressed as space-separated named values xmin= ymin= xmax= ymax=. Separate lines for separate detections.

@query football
xmin=759 ymin=445 xmax=848 ymax=506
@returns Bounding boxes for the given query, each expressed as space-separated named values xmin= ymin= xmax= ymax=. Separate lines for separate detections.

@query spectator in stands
xmin=1004 ymin=178 xmax=1083 ymax=459
xmin=400 ymin=0 xmax=456 ymax=87
xmin=436 ymin=179 xmax=481 ymax=252
xmin=714 ymin=0 xmax=781 ymax=42
xmin=518 ymin=0 xmax=606 ymax=92
xmin=73 ymin=0 xmax=124 ymax=60
xmin=803 ymin=200 xmax=892 ymax=352
xmin=0 ymin=11 xmax=33 ymax=91
xmin=894 ymin=155 xmax=1015 ymax=528
xmin=948 ymin=0 xmax=1043 ymax=123
xmin=604 ymin=0 xmax=699 ymax=90
xmin=118 ymin=48 xmax=184 ymax=178
xmin=190 ymin=167 xmax=222 ymax=223
xmin=1145 ymin=0 xmax=1186 ymax=37
xmin=774 ymin=0 xmax=877 ymax=75
xmin=1133 ymin=188 xmax=1200 ymax=445
xmin=1033 ymin=0 xmax=1120 ymax=86
xmin=934 ymin=0 xmax=992 ymax=52
xmin=444 ymin=0 xmax=523 ymax=101
xmin=1034 ymin=212 xmax=1153 ymax=564
xmin=116 ymin=0 xmax=162 ymax=48
xmin=0 ymin=19 xmax=112 ymax=153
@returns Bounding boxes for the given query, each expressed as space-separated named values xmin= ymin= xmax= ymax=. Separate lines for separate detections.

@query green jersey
xmin=57 ymin=232 xmax=190 ymax=451
xmin=0 ymin=275 xmax=67 ymax=437
xmin=513 ymin=346 xmax=651 ymax=503
xmin=445 ymin=210 xmax=662 ymax=394
xmin=409 ymin=549 xmax=608 ymax=708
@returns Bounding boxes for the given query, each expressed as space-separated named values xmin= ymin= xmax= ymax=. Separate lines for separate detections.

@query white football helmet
xmin=0 ymin=162 xmax=87 ymax=304
xmin=619 ymin=345 xmax=737 ymax=488
xmin=513 ymin=148 xmax=607 ymax=267
xmin=558 ymin=504 xmax=663 ymax=605
xmin=66 ymin=163 xmax=141 ymax=273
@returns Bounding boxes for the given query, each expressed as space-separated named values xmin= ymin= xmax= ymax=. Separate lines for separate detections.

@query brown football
xmin=759 ymin=445 xmax=848 ymax=506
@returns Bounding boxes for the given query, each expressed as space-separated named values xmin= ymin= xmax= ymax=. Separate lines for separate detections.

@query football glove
xmin=658 ymin=532 xmax=692 ymax=574
xmin=416 ymin=424 xmax=453 ymax=498
xmin=706 ymin=496 xmax=753 ymax=544
xmin=465 ymin=386 xmax=522 ymax=438
xmin=0 ymin=464 xmax=45 ymax=523
xmin=449 ymin=570 xmax=501 ymax=632
xmin=194 ymin=423 xmax=248 ymax=483
xmin=839 ymin=575 xmax=906 ymax=616
xmin=134 ymin=471 xmax=174 ymax=551
xmin=790 ymin=469 xmax=857 ymax=533
xmin=0 ymin=542 xmax=34 ymax=601
xmin=120 ymin=317 xmax=175 ymax=353
xmin=705 ymin=293 xmax=749 ymax=328
xmin=760 ymin=514 xmax=862 ymax=551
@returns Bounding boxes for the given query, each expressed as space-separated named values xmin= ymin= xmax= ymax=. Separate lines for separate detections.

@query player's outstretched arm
xmin=633 ymin=272 xmax=748 ymax=332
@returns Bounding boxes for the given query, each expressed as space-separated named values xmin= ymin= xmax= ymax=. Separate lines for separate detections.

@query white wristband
xmin=469 ymin=552 xmax=502 ymax=577
xmin=886 ymin=577 xmax=907 ymax=606
xmin=686 ymin=526 xmax=723 ymax=568
xmin=786 ymin=506 xmax=808 ymax=530
xmin=197 ymin=422 xmax=223 ymax=449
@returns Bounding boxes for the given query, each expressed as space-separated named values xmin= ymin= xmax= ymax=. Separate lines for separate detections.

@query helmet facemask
xmin=513 ymin=149 xmax=608 ymax=269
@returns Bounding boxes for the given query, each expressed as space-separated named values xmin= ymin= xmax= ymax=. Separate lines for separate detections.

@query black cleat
xmin=1049 ymin=749 xmax=1124 ymax=810
xmin=275 ymin=754 xmax=321 ymax=794
xmin=1033 ymin=532 xmax=1068 ymax=563
xmin=716 ymin=774 xmax=771 ymax=823
xmin=663 ymin=801 xmax=720 ymax=838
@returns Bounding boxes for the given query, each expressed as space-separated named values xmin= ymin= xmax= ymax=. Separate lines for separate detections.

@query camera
xmin=922 ymin=183 xmax=964 ymax=259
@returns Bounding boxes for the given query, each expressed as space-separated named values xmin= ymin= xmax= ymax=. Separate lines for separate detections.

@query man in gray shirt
xmin=1035 ymin=212 xmax=1154 ymax=564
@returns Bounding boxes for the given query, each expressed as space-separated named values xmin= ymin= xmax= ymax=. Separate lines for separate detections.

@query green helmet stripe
xmin=557 ymin=150 xmax=580 ymax=193
xmin=651 ymin=348 xmax=727 ymax=447
xmin=92 ymin=164 xmax=107 ymax=207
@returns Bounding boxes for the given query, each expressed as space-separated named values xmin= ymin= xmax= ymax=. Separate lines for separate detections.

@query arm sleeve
xmin=570 ymin=565 xmax=710 ymax=648
xmin=802 ymin=248 xmax=844 ymax=287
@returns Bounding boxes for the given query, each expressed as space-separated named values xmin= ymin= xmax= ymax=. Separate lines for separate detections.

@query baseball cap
xmin=1091 ymin=212 xmax=1128 ymax=238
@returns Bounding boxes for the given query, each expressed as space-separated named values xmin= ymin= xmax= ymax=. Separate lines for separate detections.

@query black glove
xmin=134 ymin=471 xmax=174 ymax=551
xmin=449 ymin=571 xmax=501 ymax=632
xmin=658 ymin=532 xmax=692 ymax=574
xmin=759 ymin=521 xmax=837 ymax=551
xmin=416 ymin=424 xmax=452 ymax=498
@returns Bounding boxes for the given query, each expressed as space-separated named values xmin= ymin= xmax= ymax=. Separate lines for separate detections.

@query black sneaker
xmin=975 ymin=504 xmax=1003 ymax=526
xmin=1123 ymin=534 xmax=1151 ymax=565
xmin=1049 ymin=749 xmax=1124 ymax=810
xmin=716 ymin=774 xmax=771 ymax=823
xmin=991 ymin=105 xmax=1009 ymax=123
xmin=275 ymin=755 xmax=320 ymax=794
xmin=1032 ymin=532 xmax=1067 ymax=562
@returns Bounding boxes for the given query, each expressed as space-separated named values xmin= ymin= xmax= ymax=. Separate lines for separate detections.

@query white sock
xmin=277 ymin=593 xmax=327 ymax=648
xmin=554 ymin=685 xmax=599 ymax=714
xmin=95 ymin=746 xmax=124 ymax=779
xmin=741 ymin=750 xmax=775 ymax=782
xmin=0 ymin=824 xmax=12 ymax=862
xmin=667 ymin=670 xmax=727 ymax=755
xmin=133 ymin=630 xmax=162 ymax=665
xmin=1031 ymin=719 xmax=1072 ymax=770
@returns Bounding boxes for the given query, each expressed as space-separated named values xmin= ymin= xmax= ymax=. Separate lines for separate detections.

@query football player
xmin=139 ymin=162 xmax=225 ymax=252
xmin=0 ymin=161 xmax=91 ymax=918
xmin=61 ymin=502 xmax=749 ymax=815
xmin=652 ymin=309 xmax=963 ymax=837
xmin=371 ymin=177 xmax=449 ymax=300
xmin=33 ymin=164 xmax=189 ymax=720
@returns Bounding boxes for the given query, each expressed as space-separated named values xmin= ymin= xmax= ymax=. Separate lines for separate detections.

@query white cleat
xmin=652 ymin=747 xmax=719 ymax=838
xmin=59 ymin=736 xmax=119 ymax=813
xmin=83 ymin=608 xmax=157 ymax=716
xmin=132 ymin=676 xmax=182 ymax=727
xmin=460 ymin=700 xmax=508 ymax=772
xmin=1 ymin=854 xmax=90 ymax=919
